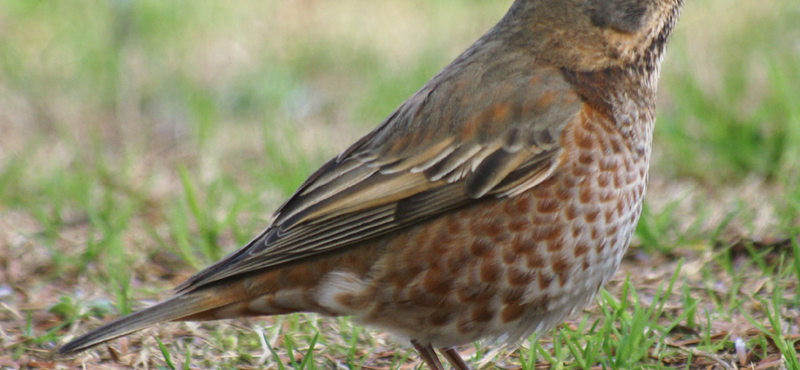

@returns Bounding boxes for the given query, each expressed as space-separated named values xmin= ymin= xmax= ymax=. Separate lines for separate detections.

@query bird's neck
xmin=562 ymin=64 xmax=658 ymax=127
xmin=558 ymin=10 xmax=677 ymax=137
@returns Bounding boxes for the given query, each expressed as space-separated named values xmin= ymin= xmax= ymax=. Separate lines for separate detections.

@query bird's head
xmin=503 ymin=0 xmax=684 ymax=72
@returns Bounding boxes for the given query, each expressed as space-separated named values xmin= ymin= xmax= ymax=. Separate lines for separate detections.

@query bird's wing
xmin=176 ymin=58 xmax=582 ymax=293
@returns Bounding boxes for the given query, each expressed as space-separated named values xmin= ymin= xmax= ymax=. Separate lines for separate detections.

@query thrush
xmin=58 ymin=0 xmax=683 ymax=368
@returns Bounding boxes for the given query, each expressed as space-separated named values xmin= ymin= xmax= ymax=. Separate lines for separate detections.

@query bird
xmin=58 ymin=0 xmax=684 ymax=368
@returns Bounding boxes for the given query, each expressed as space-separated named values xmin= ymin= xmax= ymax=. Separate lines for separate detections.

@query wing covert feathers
xmin=176 ymin=58 xmax=582 ymax=294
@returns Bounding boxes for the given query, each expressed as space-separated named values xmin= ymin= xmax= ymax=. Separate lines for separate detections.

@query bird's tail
xmin=58 ymin=288 xmax=234 ymax=355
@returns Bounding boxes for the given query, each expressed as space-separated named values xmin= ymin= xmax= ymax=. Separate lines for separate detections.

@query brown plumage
xmin=58 ymin=0 xmax=683 ymax=368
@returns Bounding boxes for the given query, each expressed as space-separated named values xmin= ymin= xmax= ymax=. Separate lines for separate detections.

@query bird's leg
xmin=440 ymin=347 xmax=471 ymax=370
xmin=411 ymin=340 xmax=444 ymax=370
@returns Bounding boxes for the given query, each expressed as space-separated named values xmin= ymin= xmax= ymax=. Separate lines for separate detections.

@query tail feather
xmin=58 ymin=291 xmax=230 ymax=355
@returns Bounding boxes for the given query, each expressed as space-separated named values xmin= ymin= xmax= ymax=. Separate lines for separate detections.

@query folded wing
xmin=177 ymin=59 xmax=582 ymax=293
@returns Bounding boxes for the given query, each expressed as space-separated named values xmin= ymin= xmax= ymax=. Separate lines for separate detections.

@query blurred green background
xmin=3 ymin=0 xmax=798 ymax=260
xmin=0 ymin=0 xmax=799 ymax=366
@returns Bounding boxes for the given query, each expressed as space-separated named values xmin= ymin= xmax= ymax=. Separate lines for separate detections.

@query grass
xmin=1 ymin=0 xmax=799 ymax=368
